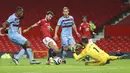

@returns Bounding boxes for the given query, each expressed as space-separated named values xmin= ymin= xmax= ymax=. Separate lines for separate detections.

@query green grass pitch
xmin=0 ymin=58 xmax=130 ymax=73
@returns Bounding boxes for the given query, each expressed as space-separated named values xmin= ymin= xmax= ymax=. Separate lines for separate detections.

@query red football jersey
xmin=38 ymin=19 xmax=51 ymax=38
xmin=79 ymin=22 xmax=91 ymax=39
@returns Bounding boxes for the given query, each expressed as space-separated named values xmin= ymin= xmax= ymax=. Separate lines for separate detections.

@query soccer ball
xmin=53 ymin=57 xmax=62 ymax=65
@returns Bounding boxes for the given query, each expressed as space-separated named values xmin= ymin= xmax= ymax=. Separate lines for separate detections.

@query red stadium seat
xmin=96 ymin=36 xmax=130 ymax=52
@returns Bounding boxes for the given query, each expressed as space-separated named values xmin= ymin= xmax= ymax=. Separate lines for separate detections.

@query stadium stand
xmin=96 ymin=36 xmax=130 ymax=52
xmin=0 ymin=0 xmax=130 ymax=57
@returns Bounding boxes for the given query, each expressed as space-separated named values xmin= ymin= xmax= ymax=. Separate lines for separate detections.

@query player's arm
xmin=72 ymin=17 xmax=80 ymax=37
xmin=54 ymin=18 xmax=61 ymax=40
xmin=72 ymin=24 xmax=80 ymax=37
xmin=79 ymin=26 xmax=82 ymax=31
xmin=0 ymin=16 xmax=15 ymax=36
xmin=79 ymin=23 xmax=83 ymax=37
xmin=1 ymin=21 xmax=9 ymax=29
xmin=75 ymin=44 xmax=84 ymax=50
xmin=71 ymin=45 xmax=87 ymax=61
xmin=2 ymin=15 xmax=13 ymax=29
xmin=73 ymin=53 xmax=84 ymax=61
xmin=73 ymin=50 xmax=87 ymax=61
xmin=54 ymin=25 xmax=60 ymax=40
xmin=23 ymin=21 xmax=39 ymax=33
xmin=0 ymin=27 xmax=5 ymax=36
xmin=18 ymin=27 xmax=22 ymax=34
xmin=0 ymin=20 xmax=10 ymax=36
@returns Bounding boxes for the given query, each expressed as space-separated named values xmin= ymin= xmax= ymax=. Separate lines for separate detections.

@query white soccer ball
xmin=53 ymin=57 xmax=62 ymax=65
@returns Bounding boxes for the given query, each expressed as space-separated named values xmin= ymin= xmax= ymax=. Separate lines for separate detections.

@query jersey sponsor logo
xmin=64 ymin=22 xmax=73 ymax=25
xmin=62 ymin=25 xmax=72 ymax=28
xmin=13 ymin=24 xmax=19 ymax=27
xmin=15 ymin=18 xmax=19 ymax=21
xmin=9 ymin=22 xmax=14 ymax=24
xmin=62 ymin=18 xmax=73 ymax=22
xmin=11 ymin=20 xmax=19 ymax=25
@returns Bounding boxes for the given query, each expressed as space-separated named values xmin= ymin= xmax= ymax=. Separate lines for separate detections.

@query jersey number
xmin=93 ymin=47 xmax=99 ymax=53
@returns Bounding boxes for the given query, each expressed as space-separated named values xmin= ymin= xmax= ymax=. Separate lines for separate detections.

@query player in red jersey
xmin=23 ymin=11 xmax=60 ymax=53
xmin=79 ymin=16 xmax=93 ymax=43
xmin=23 ymin=11 xmax=60 ymax=64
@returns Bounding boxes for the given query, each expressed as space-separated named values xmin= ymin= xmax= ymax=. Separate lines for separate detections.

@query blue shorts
xmin=61 ymin=36 xmax=76 ymax=47
xmin=8 ymin=33 xmax=27 ymax=46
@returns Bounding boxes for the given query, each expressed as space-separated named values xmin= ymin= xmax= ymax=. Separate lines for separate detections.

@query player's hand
xmin=4 ymin=28 xmax=8 ymax=34
xmin=23 ymin=25 xmax=35 ymax=33
xmin=76 ymin=32 xmax=81 ymax=37
xmin=0 ymin=27 xmax=5 ymax=36
xmin=0 ymin=33 xmax=5 ymax=36
xmin=23 ymin=29 xmax=28 ymax=33
xmin=53 ymin=35 xmax=58 ymax=40
xmin=71 ymin=47 xmax=76 ymax=53
xmin=75 ymin=44 xmax=84 ymax=50
xmin=0 ymin=32 xmax=5 ymax=36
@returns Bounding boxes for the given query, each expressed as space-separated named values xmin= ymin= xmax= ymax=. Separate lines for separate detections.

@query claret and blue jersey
xmin=57 ymin=15 xmax=74 ymax=37
xmin=57 ymin=15 xmax=76 ymax=47
xmin=7 ymin=13 xmax=27 ymax=46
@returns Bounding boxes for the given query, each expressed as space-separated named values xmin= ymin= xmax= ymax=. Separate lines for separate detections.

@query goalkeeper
xmin=72 ymin=38 xmax=126 ymax=66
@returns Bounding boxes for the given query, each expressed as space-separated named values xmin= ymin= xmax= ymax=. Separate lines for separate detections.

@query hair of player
xmin=46 ymin=11 xmax=54 ymax=16
xmin=63 ymin=7 xmax=69 ymax=11
xmin=82 ymin=15 xmax=87 ymax=19
xmin=16 ymin=6 xmax=24 ymax=12
xmin=82 ymin=38 xmax=88 ymax=44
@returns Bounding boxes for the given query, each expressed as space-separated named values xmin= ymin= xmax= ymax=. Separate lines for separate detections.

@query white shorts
xmin=42 ymin=37 xmax=57 ymax=48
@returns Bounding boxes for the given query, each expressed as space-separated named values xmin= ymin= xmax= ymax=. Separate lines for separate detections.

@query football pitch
xmin=0 ymin=58 xmax=130 ymax=73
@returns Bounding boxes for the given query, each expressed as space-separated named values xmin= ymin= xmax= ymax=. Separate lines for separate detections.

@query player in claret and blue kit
xmin=1 ymin=6 xmax=40 ymax=65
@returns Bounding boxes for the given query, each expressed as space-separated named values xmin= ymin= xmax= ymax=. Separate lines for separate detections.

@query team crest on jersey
xmin=15 ymin=18 xmax=19 ymax=21
xmin=85 ymin=28 xmax=89 ymax=31
xmin=14 ymin=18 xmax=20 ymax=24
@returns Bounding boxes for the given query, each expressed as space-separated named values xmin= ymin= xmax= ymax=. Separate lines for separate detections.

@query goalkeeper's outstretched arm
xmin=73 ymin=53 xmax=86 ymax=61
xmin=73 ymin=49 xmax=87 ymax=61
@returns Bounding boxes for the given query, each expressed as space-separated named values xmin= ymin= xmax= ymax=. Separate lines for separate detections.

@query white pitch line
xmin=22 ymin=67 xmax=127 ymax=73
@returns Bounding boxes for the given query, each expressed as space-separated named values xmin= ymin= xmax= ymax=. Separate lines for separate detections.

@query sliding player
xmin=23 ymin=11 xmax=60 ymax=64
xmin=1 ymin=6 xmax=40 ymax=65
xmin=72 ymin=38 xmax=125 ymax=66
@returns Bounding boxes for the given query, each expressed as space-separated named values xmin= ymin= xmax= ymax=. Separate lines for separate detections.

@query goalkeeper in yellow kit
xmin=72 ymin=38 xmax=126 ymax=66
